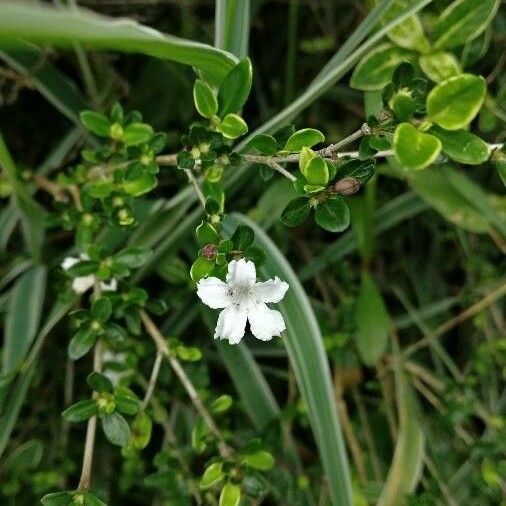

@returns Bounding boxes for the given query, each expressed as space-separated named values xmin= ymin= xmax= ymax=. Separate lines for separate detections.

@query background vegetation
xmin=0 ymin=0 xmax=505 ymax=505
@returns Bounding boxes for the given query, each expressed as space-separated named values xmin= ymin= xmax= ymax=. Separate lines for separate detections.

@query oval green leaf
xmin=430 ymin=126 xmax=490 ymax=165
xmin=427 ymin=74 xmax=487 ymax=130
xmin=216 ymin=113 xmax=248 ymax=139
xmin=101 ymin=411 xmax=131 ymax=447
xmin=284 ymin=128 xmax=325 ymax=152
xmin=217 ymin=58 xmax=252 ymax=116
xmin=193 ymin=79 xmax=218 ymax=119
xmin=393 ymin=123 xmax=442 ymax=170
xmin=315 ymin=197 xmax=350 ymax=233
xmin=419 ymin=51 xmax=461 ymax=83
xmin=280 ymin=197 xmax=311 ymax=227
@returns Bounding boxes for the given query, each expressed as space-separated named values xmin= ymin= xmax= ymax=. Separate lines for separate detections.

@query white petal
xmin=226 ymin=259 xmax=256 ymax=286
xmin=214 ymin=304 xmax=248 ymax=344
xmin=248 ymin=302 xmax=286 ymax=341
xmin=197 ymin=277 xmax=232 ymax=309
xmin=254 ymin=277 xmax=289 ymax=303
xmin=72 ymin=275 xmax=95 ymax=294
xmin=100 ymin=279 xmax=118 ymax=292
xmin=61 ymin=256 xmax=79 ymax=270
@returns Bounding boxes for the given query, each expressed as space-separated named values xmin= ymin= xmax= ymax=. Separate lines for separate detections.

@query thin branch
xmin=141 ymin=350 xmax=163 ymax=410
xmin=77 ymin=340 xmax=102 ymax=490
xmin=183 ymin=168 xmax=206 ymax=208
xmin=139 ymin=310 xmax=234 ymax=459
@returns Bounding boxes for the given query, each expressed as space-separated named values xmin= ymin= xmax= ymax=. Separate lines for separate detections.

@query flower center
xmin=229 ymin=283 xmax=253 ymax=303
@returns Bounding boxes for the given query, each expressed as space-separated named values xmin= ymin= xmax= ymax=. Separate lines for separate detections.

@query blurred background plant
xmin=0 ymin=0 xmax=505 ymax=505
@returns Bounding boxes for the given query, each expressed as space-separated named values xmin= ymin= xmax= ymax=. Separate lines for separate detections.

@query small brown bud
xmin=201 ymin=244 xmax=218 ymax=259
xmin=333 ymin=177 xmax=360 ymax=196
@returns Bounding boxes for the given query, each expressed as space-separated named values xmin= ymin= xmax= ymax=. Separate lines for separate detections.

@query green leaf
xmin=246 ymin=134 xmax=278 ymax=155
xmin=62 ymin=399 xmax=97 ymax=422
xmin=122 ymin=173 xmax=157 ymax=196
xmin=41 ymin=492 xmax=72 ymax=506
xmin=200 ymin=462 xmax=224 ymax=489
xmin=430 ymin=126 xmax=490 ymax=165
xmin=210 ymin=394 xmax=233 ymax=414
xmin=219 ymin=483 xmax=241 ymax=506
xmin=427 ymin=74 xmax=487 ymax=130
xmin=350 ymin=43 xmax=415 ymax=91
xmin=80 ymin=111 xmax=111 ymax=137
xmin=115 ymin=247 xmax=152 ymax=268
xmin=2 ymin=265 xmax=46 ymax=380
xmin=280 ymin=197 xmax=311 ymax=227
xmin=131 ymin=411 xmax=152 ymax=450
xmin=217 ymin=58 xmax=252 ymax=116
xmin=0 ymin=2 xmax=237 ymax=86
xmin=301 ymin=154 xmax=329 ymax=186
xmin=68 ymin=327 xmax=97 ymax=361
xmin=190 ymin=256 xmax=214 ymax=282
xmin=231 ymin=224 xmax=254 ymax=250
xmin=338 ymin=159 xmax=376 ymax=185
xmin=87 ymin=372 xmax=113 ymax=393
xmin=196 ymin=221 xmax=219 ymax=246
xmin=386 ymin=13 xmax=429 ymax=53
xmin=433 ymin=0 xmax=500 ymax=50
xmin=3 ymin=439 xmax=43 ymax=472
xmin=216 ymin=114 xmax=248 ymax=139
xmin=492 ymin=150 xmax=506 ymax=188
xmin=419 ymin=51 xmax=461 ymax=83
xmin=241 ymin=450 xmax=275 ymax=471
xmin=91 ymin=297 xmax=112 ymax=322
xmin=193 ymin=79 xmax=218 ymax=118
xmin=284 ymin=128 xmax=325 ymax=152
xmin=101 ymin=412 xmax=131 ymax=447
xmin=315 ymin=197 xmax=350 ymax=232
xmin=114 ymin=386 xmax=141 ymax=416
xmin=83 ymin=492 xmax=107 ymax=506
xmin=393 ymin=123 xmax=442 ymax=170
xmin=354 ymin=272 xmax=390 ymax=366
xmin=226 ymin=214 xmax=353 ymax=505
xmin=122 ymin=123 xmax=154 ymax=146
xmin=65 ymin=260 xmax=99 ymax=277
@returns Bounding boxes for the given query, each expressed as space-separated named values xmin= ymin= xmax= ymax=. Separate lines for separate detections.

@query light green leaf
xmin=350 ymin=43 xmax=416 ymax=91
xmin=190 ymin=256 xmax=214 ymax=282
xmin=241 ymin=450 xmax=275 ymax=471
xmin=226 ymin=214 xmax=354 ymax=506
xmin=433 ymin=0 xmax=500 ymax=50
xmin=419 ymin=51 xmax=461 ymax=82
xmin=200 ymin=462 xmax=224 ymax=490
xmin=427 ymin=74 xmax=487 ymax=130
xmin=80 ymin=111 xmax=111 ymax=137
xmin=430 ymin=126 xmax=490 ymax=165
xmin=40 ymin=492 xmax=72 ymax=506
xmin=217 ymin=58 xmax=252 ymax=116
xmin=193 ymin=79 xmax=218 ymax=119
xmin=301 ymin=155 xmax=329 ymax=186
xmin=0 ymin=2 xmax=237 ymax=86
xmin=219 ymin=483 xmax=241 ymax=506
xmin=393 ymin=123 xmax=442 ymax=170
xmin=122 ymin=123 xmax=154 ymax=146
xmin=354 ymin=272 xmax=390 ymax=366
xmin=216 ymin=114 xmax=248 ymax=139
xmin=101 ymin=412 xmax=131 ymax=447
xmin=284 ymin=128 xmax=325 ymax=152
xmin=386 ymin=12 xmax=429 ymax=53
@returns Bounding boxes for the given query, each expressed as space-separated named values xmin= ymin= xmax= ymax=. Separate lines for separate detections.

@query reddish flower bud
xmin=333 ymin=177 xmax=360 ymax=196
xmin=202 ymin=244 xmax=218 ymax=259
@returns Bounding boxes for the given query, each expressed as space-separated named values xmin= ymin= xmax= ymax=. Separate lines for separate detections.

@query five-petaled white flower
xmin=61 ymin=254 xmax=117 ymax=294
xmin=197 ymin=258 xmax=289 ymax=345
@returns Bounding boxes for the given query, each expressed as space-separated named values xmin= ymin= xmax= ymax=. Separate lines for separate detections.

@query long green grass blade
xmin=215 ymin=0 xmax=250 ymax=59
xmin=226 ymin=213 xmax=353 ymax=506
xmin=0 ymin=2 xmax=237 ymax=86
xmin=378 ymin=340 xmax=425 ymax=506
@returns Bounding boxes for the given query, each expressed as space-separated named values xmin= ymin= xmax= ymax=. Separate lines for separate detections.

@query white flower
xmin=61 ymin=254 xmax=117 ymax=294
xmin=197 ymin=258 xmax=289 ymax=345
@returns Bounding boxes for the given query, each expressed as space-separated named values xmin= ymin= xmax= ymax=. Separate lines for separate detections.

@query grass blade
xmin=226 ymin=213 xmax=353 ymax=506
xmin=0 ymin=2 xmax=237 ymax=86
xmin=215 ymin=0 xmax=250 ymax=59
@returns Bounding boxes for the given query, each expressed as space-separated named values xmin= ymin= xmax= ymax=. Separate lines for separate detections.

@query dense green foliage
xmin=0 ymin=1 xmax=505 ymax=505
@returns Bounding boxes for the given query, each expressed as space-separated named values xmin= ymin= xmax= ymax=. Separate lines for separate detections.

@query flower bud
xmin=201 ymin=244 xmax=218 ymax=259
xmin=333 ymin=177 xmax=360 ymax=196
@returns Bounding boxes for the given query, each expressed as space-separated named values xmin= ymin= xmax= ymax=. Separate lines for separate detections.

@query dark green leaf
xmin=231 ymin=225 xmax=254 ymax=250
xmin=91 ymin=297 xmax=112 ymax=322
xmin=115 ymin=247 xmax=152 ymax=268
xmin=218 ymin=58 xmax=252 ymax=116
xmin=280 ymin=197 xmax=311 ymax=227
xmin=86 ymin=372 xmax=113 ymax=393
xmin=68 ymin=327 xmax=97 ymax=361
xmin=315 ymin=197 xmax=350 ymax=232
xmin=62 ymin=399 xmax=97 ymax=422
xmin=101 ymin=412 xmax=131 ymax=447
